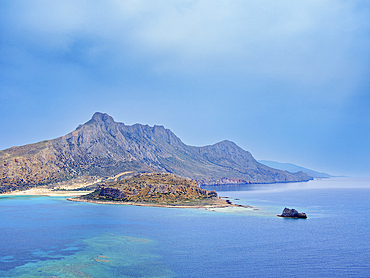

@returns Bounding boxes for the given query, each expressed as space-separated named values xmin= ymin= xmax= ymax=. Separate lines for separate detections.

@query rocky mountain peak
xmin=76 ymin=112 xmax=118 ymax=134
xmin=91 ymin=112 xmax=115 ymax=124
xmin=214 ymin=140 xmax=238 ymax=148
xmin=78 ymin=112 xmax=116 ymax=129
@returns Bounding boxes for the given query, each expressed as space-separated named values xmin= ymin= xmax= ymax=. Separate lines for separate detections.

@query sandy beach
xmin=0 ymin=187 xmax=91 ymax=197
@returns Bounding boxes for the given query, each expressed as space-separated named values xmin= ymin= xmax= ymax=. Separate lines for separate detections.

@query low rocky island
xmin=278 ymin=207 xmax=307 ymax=218
xmin=68 ymin=173 xmax=238 ymax=208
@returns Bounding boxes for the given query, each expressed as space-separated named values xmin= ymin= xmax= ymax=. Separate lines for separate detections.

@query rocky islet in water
xmin=278 ymin=207 xmax=307 ymax=218
xmin=69 ymin=173 xmax=239 ymax=208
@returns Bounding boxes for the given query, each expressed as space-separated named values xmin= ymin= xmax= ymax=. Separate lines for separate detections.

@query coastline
xmin=0 ymin=185 xmax=254 ymax=210
xmin=0 ymin=190 xmax=252 ymax=209
xmin=67 ymin=196 xmax=253 ymax=209
xmin=0 ymin=188 xmax=92 ymax=197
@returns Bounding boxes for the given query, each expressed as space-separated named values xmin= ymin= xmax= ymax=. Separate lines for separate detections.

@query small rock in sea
xmin=278 ymin=207 xmax=307 ymax=219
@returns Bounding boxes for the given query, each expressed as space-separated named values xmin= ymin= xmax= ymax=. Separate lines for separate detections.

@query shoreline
xmin=0 ymin=188 xmax=92 ymax=197
xmin=67 ymin=196 xmax=253 ymax=209
xmin=1 ymin=187 xmax=254 ymax=210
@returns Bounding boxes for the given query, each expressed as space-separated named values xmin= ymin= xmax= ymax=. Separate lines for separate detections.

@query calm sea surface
xmin=1 ymin=177 xmax=370 ymax=277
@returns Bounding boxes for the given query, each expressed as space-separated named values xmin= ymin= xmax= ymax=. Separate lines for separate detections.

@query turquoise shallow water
xmin=1 ymin=178 xmax=370 ymax=277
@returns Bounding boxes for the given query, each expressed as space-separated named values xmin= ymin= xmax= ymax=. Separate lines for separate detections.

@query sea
xmin=0 ymin=177 xmax=369 ymax=278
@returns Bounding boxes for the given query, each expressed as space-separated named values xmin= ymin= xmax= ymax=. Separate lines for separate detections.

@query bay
xmin=0 ymin=177 xmax=369 ymax=277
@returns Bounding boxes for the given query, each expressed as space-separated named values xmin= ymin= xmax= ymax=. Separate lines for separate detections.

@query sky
xmin=0 ymin=0 xmax=369 ymax=177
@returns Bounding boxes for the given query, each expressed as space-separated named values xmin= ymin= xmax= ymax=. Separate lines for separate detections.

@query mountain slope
xmin=0 ymin=112 xmax=311 ymax=193
xmin=258 ymin=160 xmax=331 ymax=178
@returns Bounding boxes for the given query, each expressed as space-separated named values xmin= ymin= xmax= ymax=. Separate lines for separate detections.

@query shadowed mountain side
xmin=0 ymin=112 xmax=312 ymax=193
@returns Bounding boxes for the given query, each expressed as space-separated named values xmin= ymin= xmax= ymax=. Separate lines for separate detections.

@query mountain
xmin=258 ymin=160 xmax=331 ymax=178
xmin=0 ymin=112 xmax=312 ymax=193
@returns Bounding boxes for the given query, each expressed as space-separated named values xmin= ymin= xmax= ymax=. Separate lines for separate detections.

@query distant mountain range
xmin=258 ymin=160 xmax=331 ymax=178
xmin=0 ymin=112 xmax=312 ymax=193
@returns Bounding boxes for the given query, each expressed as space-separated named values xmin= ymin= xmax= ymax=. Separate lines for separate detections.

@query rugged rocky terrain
xmin=0 ymin=112 xmax=312 ymax=193
xmin=72 ymin=173 xmax=225 ymax=207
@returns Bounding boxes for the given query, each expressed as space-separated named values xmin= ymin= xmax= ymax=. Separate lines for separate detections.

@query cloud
xmin=2 ymin=1 xmax=368 ymax=103
xmin=1 ymin=0 xmax=369 ymax=175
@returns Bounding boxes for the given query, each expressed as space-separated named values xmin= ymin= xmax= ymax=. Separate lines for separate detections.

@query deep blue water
xmin=1 ymin=177 xmax=370 ymax=277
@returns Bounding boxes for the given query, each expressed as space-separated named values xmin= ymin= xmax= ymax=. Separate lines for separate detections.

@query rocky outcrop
xmin=0 ymin=112 xmax=312 ymax=193
xmin=278 ymin=207 xmax=307 ymax=218
xmin=79 ymin=173 xmax=220 ymax=206
xmin=99 ymin=187 xmax=127 ymax=199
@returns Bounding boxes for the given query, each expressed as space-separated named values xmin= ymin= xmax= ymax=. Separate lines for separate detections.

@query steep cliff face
xmin=0 ymin=112 xmax=312 ymax=192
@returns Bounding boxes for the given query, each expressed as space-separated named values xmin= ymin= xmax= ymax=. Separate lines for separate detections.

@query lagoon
xmin=1 ymin=178 xmax=369 ymax=277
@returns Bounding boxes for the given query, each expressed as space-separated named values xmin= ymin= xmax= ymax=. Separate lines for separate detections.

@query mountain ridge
xmin=0 ymin=112 xmax=312 ymax=193
xmin=258 ymin=160 xmax=331 ymax=178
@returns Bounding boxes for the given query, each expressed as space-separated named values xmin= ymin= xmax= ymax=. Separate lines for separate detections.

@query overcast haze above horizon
xmin=1 ymin=1 xmax=369 ymax=177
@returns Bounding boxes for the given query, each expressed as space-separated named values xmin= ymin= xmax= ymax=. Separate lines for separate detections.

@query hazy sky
xmin=1 ymin=0 xmax=369 ymax=177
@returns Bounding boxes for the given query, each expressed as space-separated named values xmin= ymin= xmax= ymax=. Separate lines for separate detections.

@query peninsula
xmin=68 ymin=173 xmax=237 ymax=208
